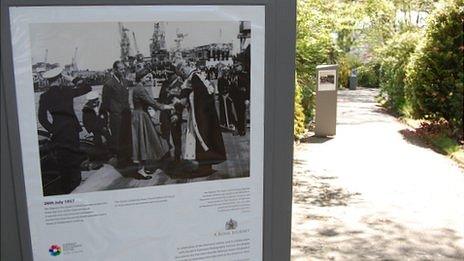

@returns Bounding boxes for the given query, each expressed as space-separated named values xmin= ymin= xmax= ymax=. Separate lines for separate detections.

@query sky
xmin=29 ymin=21 xmax=243 ymax=71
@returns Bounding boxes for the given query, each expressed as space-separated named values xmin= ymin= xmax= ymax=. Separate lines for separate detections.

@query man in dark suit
xmin=230 ymin=64 xmax=249 ymax=136
xmin=217 ymin=69 xmax=237 ymax=130
xmin=38 ymin=67 xmax=91 ymax=194
xmin=101 ymin=61 xmax=132 ymax=168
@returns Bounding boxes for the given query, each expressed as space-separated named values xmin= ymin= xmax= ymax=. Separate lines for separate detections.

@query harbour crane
xmin=174 ymin=29 xmax=188 ymax=51
xmin=118 ymin=22 xmax=131 ymax=61
xmin=132 ymin=32 xmax=140 ymax=55
xmin=71 ymin=47 xmax=78 ymax=71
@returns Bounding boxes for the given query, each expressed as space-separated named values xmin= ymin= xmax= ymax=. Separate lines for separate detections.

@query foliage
xmin=338 ymin=53 xmax=362 ymax=88
xmin=334 ymin=1 xmax=365 ymax=53
xmin=357 ymin=61 xmax=380 ymax=88
xmin=376 ymin=30 xmax=420 ymax=114
xmin=299 ymin=80 xmax=316 ymax=123
xmin=408 ymin=120 xmax=462 ymax=155
xmin=293 ymin=0 xmax=458 ymax=140
xmin=405 ymin=0 xmax=464 ymax=132
xmin=294 ymin=79 xmax=307 ymax=139
xmin=359 ymin=0 xmax=396 ymax=50
xmin=431 ymin=135 xmax=461 ymax=155
xmin=349 ymin=0 xmax=437 ymax=88
xmin=296 ymin=0 xmax=338 ymax=124
xmin=392 ymin=0 xmax=439 ymax=30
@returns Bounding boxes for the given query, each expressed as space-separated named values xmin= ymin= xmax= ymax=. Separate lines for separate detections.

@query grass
xmin=428 ymin=134 xmax=464 ymax=168
xmin=401 ymin=119 xmax=464 ymax=168
xmin=430 ymin=134 xmax=461 ymax=155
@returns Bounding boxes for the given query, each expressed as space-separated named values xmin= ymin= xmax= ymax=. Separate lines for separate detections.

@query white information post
xmin=9 ymin=5 xmax=265 ymax=260
xmin=315 ymin=64 xmax=338 ymax=136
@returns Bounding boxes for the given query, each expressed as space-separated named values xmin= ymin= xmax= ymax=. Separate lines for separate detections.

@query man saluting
xmin=38 ymin=66 xmax=91 ymax=194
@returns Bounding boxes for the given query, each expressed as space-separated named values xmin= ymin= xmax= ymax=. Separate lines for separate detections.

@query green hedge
xmin=358 ymin=62 xmax=380 ymax=88
xmin=405 ymin=0 xmax=464 ymax=132
xmin=378 ymin=30 xmax=420 ymax=114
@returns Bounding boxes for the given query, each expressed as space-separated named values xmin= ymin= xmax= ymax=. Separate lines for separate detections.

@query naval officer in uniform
xmin=38 ymin=66 xmax=92 ymax=194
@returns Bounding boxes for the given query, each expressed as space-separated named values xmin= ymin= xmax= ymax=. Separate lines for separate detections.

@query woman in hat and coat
xmin=131 ymin=69 xmax=173 ymax=179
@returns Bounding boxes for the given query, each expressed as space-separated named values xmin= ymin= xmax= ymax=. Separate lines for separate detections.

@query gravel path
xmin=291 ymin=88 xmax=464 ymax=260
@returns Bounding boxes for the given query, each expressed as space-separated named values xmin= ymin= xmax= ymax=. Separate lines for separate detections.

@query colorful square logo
xmin=49 ymin=244 xmax=62 ymax=256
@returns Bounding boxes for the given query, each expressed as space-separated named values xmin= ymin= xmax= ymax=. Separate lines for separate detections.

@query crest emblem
xmin=225 ymin=219 xmax=238 ymax=230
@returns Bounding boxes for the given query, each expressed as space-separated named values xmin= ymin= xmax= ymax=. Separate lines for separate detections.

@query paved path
xmin=291 ymin=88 xmax=464 ymax=260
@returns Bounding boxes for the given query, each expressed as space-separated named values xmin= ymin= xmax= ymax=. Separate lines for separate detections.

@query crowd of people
xmin=38 ymin=57 xmax=250 ymax=194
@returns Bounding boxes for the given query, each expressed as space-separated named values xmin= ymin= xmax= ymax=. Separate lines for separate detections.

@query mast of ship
xmin=71 ymin=47 xmax=79 ymax=71
xmin=44 ymin=49 xmax=48 ymax=63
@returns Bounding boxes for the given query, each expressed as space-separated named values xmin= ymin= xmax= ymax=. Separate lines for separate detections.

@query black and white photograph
xmin=31 ymin=20 xmax=252 ymax=196
xmin=319 ymin=74 xmax=334 ymax=84
xmin=318 ymin=70 xmax=337 ymax=91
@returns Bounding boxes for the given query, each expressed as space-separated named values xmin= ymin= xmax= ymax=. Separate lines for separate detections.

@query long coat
xmin=131 ymin=84 xmax=169 ymax=161
xmin=182 ymin=73 xmax=226 ymax=164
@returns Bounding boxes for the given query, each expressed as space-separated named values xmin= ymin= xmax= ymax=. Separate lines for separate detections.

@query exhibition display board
xmin=1 ymin=1 xmax=295 ymax=261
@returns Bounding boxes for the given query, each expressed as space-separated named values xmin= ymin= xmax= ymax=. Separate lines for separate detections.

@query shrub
xmin=377 ymin=30 xmax=420 ymax=114
xmin=299 ymin=78 xmax=316 ymax=124
xmin=338 ymin=54 xmax=362 ymax=88
xmin=296 ymin=0 xmax=338 ymax=127
xmin=405 ymin=0 xmax=464 ymax=133
xmin=358 ymin=61 xmax=381 ymax=88
xmin=294 ymin=79 xmax=307 ymax=139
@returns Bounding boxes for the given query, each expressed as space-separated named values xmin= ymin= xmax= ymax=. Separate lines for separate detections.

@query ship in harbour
xmin=32 ymin=21 xmax=250 ymax=92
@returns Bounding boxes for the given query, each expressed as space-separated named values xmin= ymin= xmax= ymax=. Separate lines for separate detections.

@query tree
xmin=296 ymin=0 xmax=338 ymax=123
